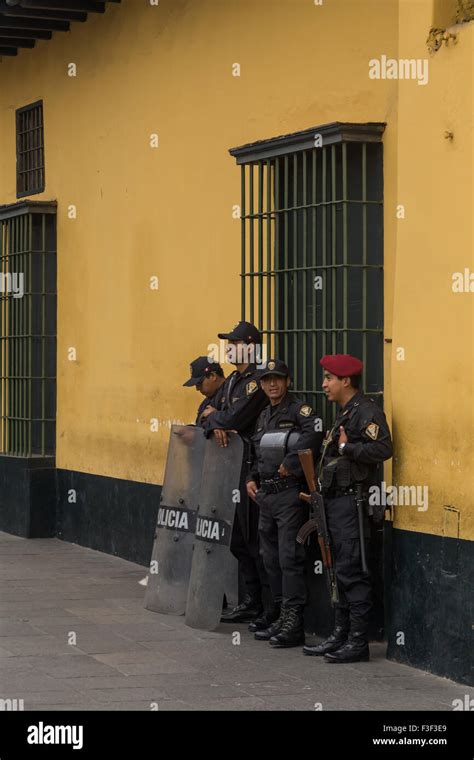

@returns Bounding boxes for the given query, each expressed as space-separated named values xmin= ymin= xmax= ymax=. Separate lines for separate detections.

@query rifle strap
xmin=317 ymin=404 xmax=360 ymax=484
xmin=317 ymin=422 xmax=338 ymax=483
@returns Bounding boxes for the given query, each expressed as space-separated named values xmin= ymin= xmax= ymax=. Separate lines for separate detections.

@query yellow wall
xmin=1 ymin=0 xmax=472 ymax=543
xmin=0 ymin=0 xmax=398 ymax=483
xmin=391 ymin=0 xmax=474 ymax=540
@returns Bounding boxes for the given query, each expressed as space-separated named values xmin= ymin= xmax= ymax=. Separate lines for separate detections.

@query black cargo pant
xmin=230 ymin=458 xmax=269 ymax=599
xmin=325 ymin=493 xmax=371 ymax=633
xmin=256 ymin=485 xmax=308 ymax=607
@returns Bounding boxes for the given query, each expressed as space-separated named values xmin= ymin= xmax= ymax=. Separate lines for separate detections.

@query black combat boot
xmin=254 ymin=606 xmax=287 ymax=641
xmin=302 ymin=608 xmax=349 ymax=656
xmin=248 ymin=602 xmax=281 ymax=633
xmin=324 ymin=629 xmax=369 ymax=663
xmin=220 ymin=593 xmax=263 ymax=623
xmin=269 ymin=605 xmax=305 ymax=648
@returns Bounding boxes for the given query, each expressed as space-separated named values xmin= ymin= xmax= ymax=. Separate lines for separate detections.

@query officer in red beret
xmin=303 ymin=354 xmax=392 ymax=663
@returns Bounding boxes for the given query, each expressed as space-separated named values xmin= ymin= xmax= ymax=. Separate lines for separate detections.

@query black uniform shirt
xmin=202 ymin=363 xmax=268 ymax=438
xmin=322 ymin=392 xmax=392 ymax=469
xmin=195 ymin=383 xmax=225 ymax=426
xmin=247 ymin=393 xmax=323 ymax=482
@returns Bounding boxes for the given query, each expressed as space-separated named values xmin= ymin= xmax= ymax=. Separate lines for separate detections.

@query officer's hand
xmin=201 ymin=406 xmax=215 ymax=419
xmin=278 ymin=463 xmax=292 ymax=478
xmin=338 ymin=426 xmax=348 ymax=445
xmin=247 ymin=480 xmax=258 ymax=501
xmin=214 ymin=429 xmax=229 ymax=447
xmin=175 ymin=428 xmax=195 ymax=445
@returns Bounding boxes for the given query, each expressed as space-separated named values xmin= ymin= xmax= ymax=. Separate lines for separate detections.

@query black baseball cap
xmin=217 ymin=320 xmax=262 ymax=344
xmin=260 ymin=358 xmax=291 ymax=379
xmin=183 ymin=356 xmax=222 ymax=387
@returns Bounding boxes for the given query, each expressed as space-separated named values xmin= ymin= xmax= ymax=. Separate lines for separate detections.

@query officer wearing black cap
xmin=183 ymin=356 xmax=226 ymax=426
xmin=302 ymin=354 xmax=392 ymax=663
xmin=201 ymin=321 xmax=270 ymax=623
xmin=246 ymin=360 xmax=323 ymax=647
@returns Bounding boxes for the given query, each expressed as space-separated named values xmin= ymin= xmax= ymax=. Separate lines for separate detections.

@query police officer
xmin=201 ymin=321 xmax=270 ymax=623
xmin=303 ymin=354 xmax=392 ymax=663
xmin=246 ymin=360 xmax=323 ymax=647
xmin=183 ymin=356 xmax=226 ymax=426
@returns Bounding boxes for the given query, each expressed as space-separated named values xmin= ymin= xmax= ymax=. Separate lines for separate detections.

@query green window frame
xmin=16 ymin=100 xmax=45 ymax=200
xmin=230 ymin=121 xmax=385 ymax=421
xmin=0 ymin=201 xmax=57 ymax=457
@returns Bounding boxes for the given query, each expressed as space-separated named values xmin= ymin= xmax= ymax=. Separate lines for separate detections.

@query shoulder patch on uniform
xmin=246 ymin=380 xmax=258 ymax=396
xmin=366 ymin=423 xmax=379 ymax=440
xmin=299 ymin=405 xmax=312 ymax=417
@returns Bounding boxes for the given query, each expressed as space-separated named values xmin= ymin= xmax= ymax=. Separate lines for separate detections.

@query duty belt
xmin=323 ymin=486 xmax=369 ymax=500
xmin=260 ymin=476 xmax=301 ymax=494
xmin=323 ymin=486 xmax=355 ymax=499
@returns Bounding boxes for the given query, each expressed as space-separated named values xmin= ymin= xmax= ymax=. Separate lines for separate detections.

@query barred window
xmin=16 ymin=101 xmax=45 ymax=199
xmin=230 ymin=122 xmax=385 ymax=423
xmin=0 ymin=202 xmax=57 ymax=457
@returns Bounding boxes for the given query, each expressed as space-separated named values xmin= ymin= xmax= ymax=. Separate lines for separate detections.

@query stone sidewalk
xmin=0 ymin=531 xmax=472 ymax=711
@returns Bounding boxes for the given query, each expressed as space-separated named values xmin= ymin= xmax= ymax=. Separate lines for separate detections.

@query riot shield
xmin=185 ymin=432 xmax=244 ymax=631
xmin=144 ymin=424 xmax=206 ymax=615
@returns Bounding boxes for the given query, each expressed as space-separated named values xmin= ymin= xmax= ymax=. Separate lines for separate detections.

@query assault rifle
xmin=297 ymin=449 xmax=339 ymax=606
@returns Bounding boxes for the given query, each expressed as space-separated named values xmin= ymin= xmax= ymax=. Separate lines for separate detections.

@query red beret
xmin=320 ymin=354 xmax=363 ymax=376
